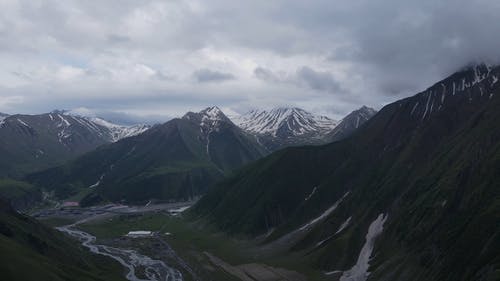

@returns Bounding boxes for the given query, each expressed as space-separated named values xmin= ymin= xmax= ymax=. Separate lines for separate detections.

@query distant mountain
xmin=86 ymin=117 xmax=150 ymax=142
xmin=191 ymin=64 xmax=500 ymax=281
xmin=0 ymin=112 xmax=8 ymax=120
xmin=232 ymin=107 xmax=338 ymax=151
xmin=234 ymin=107 xmax=337 ymax=136
xmin=0 ymin=199 xmax=125 ymax=281
xmin=28 ymin=106 xmax=266 ymax=204
xmin=325 ymin=105 xmax=377 ymax=142
xmin=0 ymin=112 xmax=148 ymax=177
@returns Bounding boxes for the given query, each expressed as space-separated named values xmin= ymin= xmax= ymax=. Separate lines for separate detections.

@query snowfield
xmin=338 ymin=213 xmax=388 ymax=281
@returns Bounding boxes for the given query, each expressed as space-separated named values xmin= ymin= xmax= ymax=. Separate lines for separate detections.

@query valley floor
xmin=36 ymin=203 xmax=327 ymax=281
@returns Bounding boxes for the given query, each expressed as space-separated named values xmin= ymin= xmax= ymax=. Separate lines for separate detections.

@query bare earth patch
xmin=204 ymin=252 xmax=307 ymax=281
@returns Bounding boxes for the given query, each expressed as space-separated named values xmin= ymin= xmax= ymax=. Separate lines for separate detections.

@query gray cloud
xmin=0 ymin=0 xmax=499 ymax=119
xmin=254 ymin=66 xmax=343 ymax=94
xmin=254 ymin=67 xmax=278 ymax=82
xmin=107 ymin=34 xmax=131 ymax=44
xmin=192 ymin=68 xmax=236 ymax=83
xmin=296 ymin=66 xmax=342 ymax=93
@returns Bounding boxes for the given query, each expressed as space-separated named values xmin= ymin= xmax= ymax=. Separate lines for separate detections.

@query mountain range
xmin=0 ymin=64 xmax=498 ymax=281
xmin=28 ymin=106 xmax=266 ymax=204
xmin=0 ymin=111 xmax=148 ymax=178
xmin=21 ymin=105 xmax=373 ymax=205
xmin=190 ymin=64 xmax=500 ymax=281
xmin=232 ymin=107 xmax=375 ymax=151
xmin=234 ymin=107 xmax=338 ymax=135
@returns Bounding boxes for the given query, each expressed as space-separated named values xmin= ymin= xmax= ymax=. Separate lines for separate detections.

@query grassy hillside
xmin=0 ymin=200 xmax=126 ymax=281
xmin=191 ymin=65 xmax=500 ymax=280
xmin=0 ymin=178 xmax=41 ymax=210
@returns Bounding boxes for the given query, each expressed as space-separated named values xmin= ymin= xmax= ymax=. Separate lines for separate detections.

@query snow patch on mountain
xmin=335 ymin=216 xmax=352 ymax=235
xmin=201 ymin=106 xmax=226 ymax=121
xmin=89 ymin=173 xmax=105 ymax=188
xmin=89 ymin=117 xmax=150 ymax=142
xmin=410 ymin=64 xmax=500 ymax=121
xmin=325 ymin=106 xmax=377 ymax=142
xmin=338 ymin=213 xmax=388 ymax=281
xmin=300 ymin=191 xmax=349 ymax=231
xmin=0 ymin=112 xmax=8 ymax=123
xmin=57 ymin=114 xmax=71 ymax=127
xmin=16 ymin=118 xmax=31 ymax=128
xmin=181 ymin=106 xmax=234 ymax=166
xmin=54 ymin=110 xmax=149 ymax=142
xmin=199 ymin=106 xmax=228 ymax=130
xmin=305 ymin=186 xmax=317 ymax=201
xmin=316 ymin=216 xmax=352 ymax=247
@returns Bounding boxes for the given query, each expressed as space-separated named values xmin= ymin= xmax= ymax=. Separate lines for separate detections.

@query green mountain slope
xmin=191 ymin=65 xmax=500 ymax=281
xmin=0 ymin=199 xmax=125 ymax=281
xmin=0 ymin=178 xmax=41 ymax=210
xmin=28 ymin=107 xmax=266 ymax=204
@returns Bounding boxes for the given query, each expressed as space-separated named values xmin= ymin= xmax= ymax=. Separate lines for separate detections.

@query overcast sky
xmin=1 ymin=0 xmax=499 ymax=124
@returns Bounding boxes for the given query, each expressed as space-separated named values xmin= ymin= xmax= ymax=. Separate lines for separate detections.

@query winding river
xmin=57 ymin=224 xmax=183 ymax=281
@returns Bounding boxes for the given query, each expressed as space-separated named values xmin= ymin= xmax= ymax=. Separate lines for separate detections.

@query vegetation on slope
xmin=191 ymin=65 xmax=500 ymax=281
xmin=0 ymin=178 xmax=41 ymax=210
xmin=28 ymin=110 xmax=266 ymax=204
xmin=0 ymin=200 xmax=126 ymax=281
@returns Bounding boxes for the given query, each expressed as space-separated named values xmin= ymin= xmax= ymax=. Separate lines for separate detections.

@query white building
xmin=126 ymin=230 xmax=153 ymax=238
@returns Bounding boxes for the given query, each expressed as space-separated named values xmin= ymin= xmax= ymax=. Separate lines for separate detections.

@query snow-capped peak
xmin=200 ymin=106 xmax=225 ymax=120
xmin=199 ymin=106 xmax=232 ymax=130
xmin=232 ymin=107 xmax=338 ymax=137
xmin=59 ymin=110 xmax=150 ymax=142
xmin=183 ymin=106 xmax=233 ymax=129
xmin=88 ymin=117 xmax=150 ymax=142
xmin=348 ymin=106 xmax=377 ymax=128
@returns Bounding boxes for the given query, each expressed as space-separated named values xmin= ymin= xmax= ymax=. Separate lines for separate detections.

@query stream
xmin=56 ymin=224 xmax=183 ymax=281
